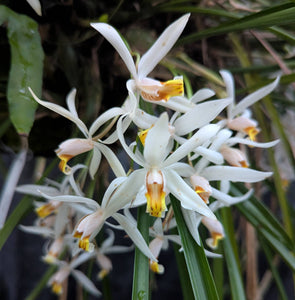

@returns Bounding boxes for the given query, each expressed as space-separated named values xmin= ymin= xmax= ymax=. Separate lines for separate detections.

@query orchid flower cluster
xmin=17 ymin=14 xmax=279 ymax=297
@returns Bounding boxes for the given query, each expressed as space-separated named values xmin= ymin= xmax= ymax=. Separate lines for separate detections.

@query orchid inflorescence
xmin=17 ymin=14 xmax=279 ymax=296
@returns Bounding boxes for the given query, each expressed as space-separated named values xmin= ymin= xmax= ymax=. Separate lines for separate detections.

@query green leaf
xmin=233 ymin=184 xmax=293 ymax=249
xmin=259 ymin=236 xmax=289 ymax=300
xmin=0 ymin=5 xmax=44 ymax=134
xmin=179 ymin=3 xmax=295 ymax=44
xmin=259 ymin=228 xmax=295 ymax=271
xmin=221 ymin=208 xmax=246 ymax=300
xmin=132 ymin=206 xmax=150 ymax=300
xmin=171 ymin=195 xmax=219 ymax=300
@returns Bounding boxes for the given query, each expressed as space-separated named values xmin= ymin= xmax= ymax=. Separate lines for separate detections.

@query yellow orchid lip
xmin=78 ymin=237 xmax=91 ymax=252
xmin=52 ymin=282 xmax=63 ymax=295
xmin=138 ymin=125 xmax=153 ymax=146
xmin=195 ymin=186 xmax=210 ymax=204
xmin=57 ymin=154 xmax=73 ymax=175
xmin=145 ymin=170 xmax=166 ymax=218
xmin=244 ymin=126 xmax=259 ymax=141
xmin=140 ymin=78 xmax=184 ymax=102
xmin=149 ymin=261 xmax=164 ymax=274
xmin=35 ymin=202 xmax=59 ymax=218
xmin=211 ymin=232 xmax=224 ymax=248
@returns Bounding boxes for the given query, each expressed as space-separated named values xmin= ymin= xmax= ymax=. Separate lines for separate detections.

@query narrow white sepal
xmin=181 ymin=207 xmax=202 ymax=245
xmin=26 ymin=0 xmax=42 ymax=16
xmin=211 ymin=187 xmax=253 ymax=205
xmin=232 ymin=76 xmax=280 ymax=117
xmin=138 ymin=14 xmax=190 ymax=78
xmin=144 ymin=113 xmax=170 ymax=166
xmin=72 ymin=270 xmax=101 ymax=296
xmin=28 ymin=88 xmax=89 ymax=138
xmin=227 ymin=137 xmax=279 ymax=148
xmin=94 ymin=142 xmax=126 ymax=177
xmin=174 ymin=98 xmax=231 ymax=136
xmin=112 ymin=213 xmax=157 ymax=261
xmin=202 ymin=166 xmax=273 ymax=182
xmin=165 ymin=170 xmax=216 ymax=219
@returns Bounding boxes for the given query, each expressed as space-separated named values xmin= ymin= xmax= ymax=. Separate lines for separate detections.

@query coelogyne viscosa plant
xmin=10 ymin=13 xmax=287 ymax=299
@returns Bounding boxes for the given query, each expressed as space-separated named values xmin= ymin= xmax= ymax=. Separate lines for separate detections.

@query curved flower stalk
xmin=29 ymin=88 xmax=126 ymax=178
xmin=91 ymin=14 xmax=190 ymax=102
xmin=117 ymin=112 xmax=219 ymax=219
xmin=219 ymin=70 xmax=280 ymax=141
xmin=48 ymin=252 xmax=101 ymax=296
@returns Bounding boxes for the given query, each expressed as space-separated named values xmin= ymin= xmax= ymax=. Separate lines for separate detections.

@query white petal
xmin=29 ymin=88 xmax=89 ymax=137
xmin=191 ymin=88 xmax=216 ymax=104
xmin=232 ymin=76 xmax=280 ymax=117
xmin=167 ymin=162 xmax=194 ymax=177
xmin=19 ymin=225 xmax=53 ymax=236
xmin=54 ymin=204 xmax=70 ymax=237
xmin=163 ymin=124 xmax=220 ymax=167
xmin=174 ymin=98 xmax=231 ymax=136
xmin=89 ymin=107 xmax=125 ymax=137
xmin=138 ymin=14 xmax=190 ymax=78
xmin=204 ymin=250 xmax=222 ymax=258
xmin=227 ymin=137 xmax=279 ymax=148
xmin=16 ymin=184 xmax=60 ymax=197
xmin=90 ymin=23 xmax=137 ymax=79
xmin=191 ymin=146 xmax=224 ymax=164
xmin=26 ymin=0 xmax=42 ymax=16
xmin=112 ymin=213 xmax=157 ymax=261
xmin=40 ymin=193 xmax=99 ymax=210
xmin=102 ymin=244 xmax=134 ymax=255
xmin=103 ymin=170 xmax=145 ymax=215
xmin=89 ymin=145 xmax=102 ymax=179
xmin=94 ymin=143 xmax=126 ymax=177
xmin=144 ymin=113 xmax=170 ymax=166
xmin=220 ymin=70 xmax=235 ymax=119
xmin=72 ymin=270 xmax=101 ymax=296
xmin=104 ymin=114 xmax=132 ymax=144
xmin=117 ymin=115 xmax=145 ymax=166
xmin=211 ymin=187 xmax=253 ymax=206
xmin=101 ymin=176 xmax=129 ymax=209
xmin=181 ymin=207 xmax=202 ymax=245
xmin=202 ymin=166 xmax=272 ymax=182
xmin=70 ymin=252 xmax=96 ymax=269
xmin=133 ymin=109 xmax=158 ymax=129
xmin=101 ymin=229 xmax=115 ymax=249
xmin=165 ymin=235 xmax=182 ymax=246
xmin=153 ymin=96 xmax=194 ymax=113
xmin=165 ymin=170 xmax=216 ymax=219
xmin=66 ymin=89 xmax=78 ymax=118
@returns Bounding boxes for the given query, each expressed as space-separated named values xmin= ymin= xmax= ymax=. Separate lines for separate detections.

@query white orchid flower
xmin=94 ymin=229 xmax=133 ymax=279
xmin=117 ymin=112 xmax=219 ymax=219
xmin=48 ymin=252 xmax=101 ymax=296
xmin=39 ymin=177 xmax=156 ymax=261
xmin=220 ymin=70 xmax=280 ymax=141
xmin=29 ymin=88 xmax=126 ymax=178
xmin=91 ymin=14 xmax=190 ymax=102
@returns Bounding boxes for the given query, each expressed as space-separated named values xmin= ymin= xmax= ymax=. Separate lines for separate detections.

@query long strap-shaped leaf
xmin=179 ymin=3 xmax=295 ymax=44
xmin=171 ymin=195 xmax=219 ymax=300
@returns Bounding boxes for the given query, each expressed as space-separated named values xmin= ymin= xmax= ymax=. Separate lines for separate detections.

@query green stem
xmin=171 ymin=195 xmax=219 ymax=300
xmin=132 ymin=206 xmax=150 ymax=300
